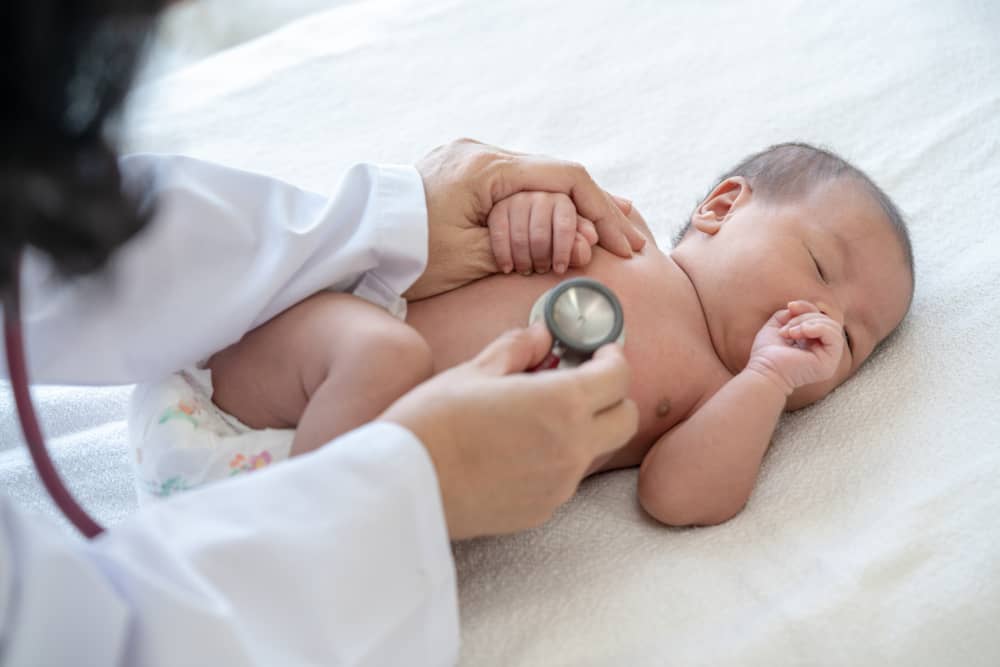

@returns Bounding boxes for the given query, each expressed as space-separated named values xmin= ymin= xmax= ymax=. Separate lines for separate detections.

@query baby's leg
xmin=207 ymin=291 xmax=433 ymax=456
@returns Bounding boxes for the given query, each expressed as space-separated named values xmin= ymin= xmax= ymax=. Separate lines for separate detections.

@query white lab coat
xmin=0 ymin=155 xmax=459 ymax=666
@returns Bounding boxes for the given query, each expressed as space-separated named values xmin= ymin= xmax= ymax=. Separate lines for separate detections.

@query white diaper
xmin=128 ymin=366 xmax=295 ymax=503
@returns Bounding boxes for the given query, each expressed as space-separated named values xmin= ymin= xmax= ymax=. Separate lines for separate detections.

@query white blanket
xmin=3 ymin=0 xmax=998 ymax=664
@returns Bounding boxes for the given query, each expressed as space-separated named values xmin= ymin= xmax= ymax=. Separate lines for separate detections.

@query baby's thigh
xmin=208 ymin=291 xmax=423 ymax=429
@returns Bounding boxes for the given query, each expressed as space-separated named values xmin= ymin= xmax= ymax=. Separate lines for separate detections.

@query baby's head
xmin=672 ymin=143 xmax=914 ymax=409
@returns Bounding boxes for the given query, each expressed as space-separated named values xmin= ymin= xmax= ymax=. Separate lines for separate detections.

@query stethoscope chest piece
xmin=528 ymin=277 xmax=625 ymax=370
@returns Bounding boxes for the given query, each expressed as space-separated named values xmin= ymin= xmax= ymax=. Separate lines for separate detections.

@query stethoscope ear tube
xmin=3 ymin=252 xmax=104 ymax=538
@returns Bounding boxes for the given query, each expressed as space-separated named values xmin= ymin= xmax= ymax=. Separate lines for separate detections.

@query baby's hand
xmin=487 ymin=191 xmax=631 ymax=274
xmin=746 ymin=300 xmax=846 ymax=396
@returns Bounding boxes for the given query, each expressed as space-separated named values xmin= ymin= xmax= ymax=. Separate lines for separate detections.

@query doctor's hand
xmin=407 ymin=138 xmax=645 ymax=300
xmin=379 ymin=324 xmax=639 ymax=540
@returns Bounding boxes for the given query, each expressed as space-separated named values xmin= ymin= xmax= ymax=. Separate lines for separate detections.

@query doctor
xmin=0 ymin=2 xmax=642 ymax=666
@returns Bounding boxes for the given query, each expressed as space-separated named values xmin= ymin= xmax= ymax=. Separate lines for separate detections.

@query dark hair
xmin=673 ymin=142 xmax=914 ymax=280
xmin=0 ymin=2 xmax=165 ymax=291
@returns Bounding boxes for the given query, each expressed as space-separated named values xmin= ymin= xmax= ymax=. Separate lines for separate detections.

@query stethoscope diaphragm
xmin=528 ymin=277 xmax=625 ymax=370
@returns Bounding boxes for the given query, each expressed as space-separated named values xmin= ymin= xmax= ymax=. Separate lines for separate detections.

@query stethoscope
xmin=4 ymin=254 xmax=105 ymax=538
xmin=2 ymin=266 xmax=625 ymax=539
xmin=528 ymin=277 xmax=625 ymax=371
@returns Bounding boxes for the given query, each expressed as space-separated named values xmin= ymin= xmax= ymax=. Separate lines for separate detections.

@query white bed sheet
xmin=3 ymin=0 xmax=998 ymax=664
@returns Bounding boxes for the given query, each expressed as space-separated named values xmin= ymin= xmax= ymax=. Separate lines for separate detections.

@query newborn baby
xmin=132 ymin=143 xmax=914 ymax=526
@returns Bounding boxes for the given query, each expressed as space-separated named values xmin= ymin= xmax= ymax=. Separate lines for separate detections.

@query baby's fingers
xmin=771 ymin=308 xmax=792 ymax=327
xmin=529 ymin=199 xmax=554 ymax=273
xmin=566 ymin=217 xmax=598 ymax=268
xmin=569 ymin=233 xmax=593 ymax=267
xmin=787 ymin=300 xmax=821 ymax=316
xmin=780 ymin=311 xmax=835 ymax=332
xmin=782 ymin=317 xmax=842 ymax=348
xmin=551 ymin=195 xmax=578 ymax=274
xmin=578 ymin=216 xmax=598 ymax=246
xmin=488 ymin=202 xmax=514 ymax=274
xmin=509 ymin=197 xmax=533 ymax=274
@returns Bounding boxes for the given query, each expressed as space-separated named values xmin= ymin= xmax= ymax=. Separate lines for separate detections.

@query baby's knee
xmin=352 ymin=317 xmax=434 ymax=386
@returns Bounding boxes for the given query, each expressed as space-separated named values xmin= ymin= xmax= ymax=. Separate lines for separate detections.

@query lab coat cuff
xmin=370 ymin=164 xmax=429 ymax=298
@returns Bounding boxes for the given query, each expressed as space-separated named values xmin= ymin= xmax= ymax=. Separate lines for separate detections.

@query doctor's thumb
xmin=473 ymin=324 xmax=553 ymax=376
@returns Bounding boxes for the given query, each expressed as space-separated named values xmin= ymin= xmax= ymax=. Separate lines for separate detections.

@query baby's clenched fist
xmin=746 ymin=300 xmax=846 ymax=396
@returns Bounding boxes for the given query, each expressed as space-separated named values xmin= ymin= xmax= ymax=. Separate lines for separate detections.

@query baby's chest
xmin=588 ymin=280 xmax=727 ymax=472
xmin=627 ymin=327 xmax=723 ymax=438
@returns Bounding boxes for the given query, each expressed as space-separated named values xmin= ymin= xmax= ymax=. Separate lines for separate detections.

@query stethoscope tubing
xmin=4 ymin=253 xmax=104 ymax=538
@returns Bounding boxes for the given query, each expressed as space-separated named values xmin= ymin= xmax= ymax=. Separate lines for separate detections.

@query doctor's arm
xmin=9 ymin=153 xmax=429 ymax=385
xmin=0 ymin=423 xmax=458 ymax=666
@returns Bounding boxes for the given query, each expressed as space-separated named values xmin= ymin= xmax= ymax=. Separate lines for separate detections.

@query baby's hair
xmin=674 ymin=142 xmax=914 ymax=281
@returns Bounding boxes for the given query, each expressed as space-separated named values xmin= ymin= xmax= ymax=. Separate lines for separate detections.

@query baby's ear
xmin=691 ymin=177 xmax=750 ymax=235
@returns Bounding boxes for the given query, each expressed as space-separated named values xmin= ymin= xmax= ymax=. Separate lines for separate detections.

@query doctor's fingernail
xmin=554 ymin=262 xmax=566 ymax=273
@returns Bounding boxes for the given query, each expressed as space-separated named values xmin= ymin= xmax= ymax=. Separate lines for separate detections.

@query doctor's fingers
xmin=609 ymin=193 xmax=633 ymax=216
xmin=472 ymin=324 xmax=554 ymax=376
xmin=594 ymin=213 xmax=648 ymax=260
xmin=543 ymin=343 xmax=632 ymax=414
xmin=522 ymin=378 xmax=638 ymax=465
xmin=587 ymin=397 xmax=640 ymax=458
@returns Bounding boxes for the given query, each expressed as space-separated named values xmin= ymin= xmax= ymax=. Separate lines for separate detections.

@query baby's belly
xmin=406 ymin=247 xmax=705 ymax=468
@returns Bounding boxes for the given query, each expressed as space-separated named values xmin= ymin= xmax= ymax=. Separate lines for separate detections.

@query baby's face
xmin=673 ymin=177 xmax=913 ymax=408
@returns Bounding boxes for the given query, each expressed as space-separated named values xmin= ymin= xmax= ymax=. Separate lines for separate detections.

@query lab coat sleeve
xmin=3 ymin=153 xmax=429 ymax=385
xmin=0 ymin=422 xmax=459 ymax=666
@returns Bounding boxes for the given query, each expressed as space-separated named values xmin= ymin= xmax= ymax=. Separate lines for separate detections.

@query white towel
xmin=3 ymin=0 xmax=998 ymax=664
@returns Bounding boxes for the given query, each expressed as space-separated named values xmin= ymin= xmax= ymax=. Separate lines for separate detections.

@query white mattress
xmin=3 ymin=0 xmax=999 ymax=664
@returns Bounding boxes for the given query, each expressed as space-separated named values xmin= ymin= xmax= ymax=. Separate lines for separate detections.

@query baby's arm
xmin=638 ymin=300 xmax=845 ymax=527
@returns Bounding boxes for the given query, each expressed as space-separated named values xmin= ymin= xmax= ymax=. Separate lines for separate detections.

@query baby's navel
xmin=655 ymin=398 xmax=671 ymax=418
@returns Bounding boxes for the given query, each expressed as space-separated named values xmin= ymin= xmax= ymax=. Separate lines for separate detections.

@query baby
xmin=131 ymin=143 xmax=914 ymax=526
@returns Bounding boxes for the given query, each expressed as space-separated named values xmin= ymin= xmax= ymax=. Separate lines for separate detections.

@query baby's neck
xmin=667 ymin=249 xmax=726 ymax=372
